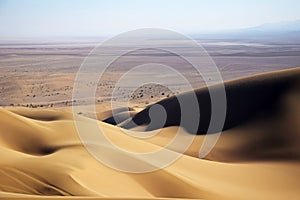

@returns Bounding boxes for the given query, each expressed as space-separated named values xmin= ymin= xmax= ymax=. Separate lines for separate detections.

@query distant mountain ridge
xmin=245 ymin=20 xmax=300 ymax=32
xmin=194 ymin=20 xmax=300 ymax=43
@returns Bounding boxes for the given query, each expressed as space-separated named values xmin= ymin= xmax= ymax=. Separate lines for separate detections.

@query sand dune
xmin=121 ymin=67 xmax=300 ymax=134
xmin=1 ymin=68 xmax=300 ymax=200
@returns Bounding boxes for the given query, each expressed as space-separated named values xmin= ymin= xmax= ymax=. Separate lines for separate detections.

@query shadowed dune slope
xmin=120 ymin=67 xmax=300 ymax=134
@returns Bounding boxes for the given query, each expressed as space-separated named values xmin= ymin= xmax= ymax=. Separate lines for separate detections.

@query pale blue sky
xmin=1 ymin=0 xmax=300 ymax=38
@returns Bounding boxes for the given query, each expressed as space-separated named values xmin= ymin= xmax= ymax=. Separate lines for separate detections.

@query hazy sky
xmin=1 ymin=0 xmax=300 ymax=38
